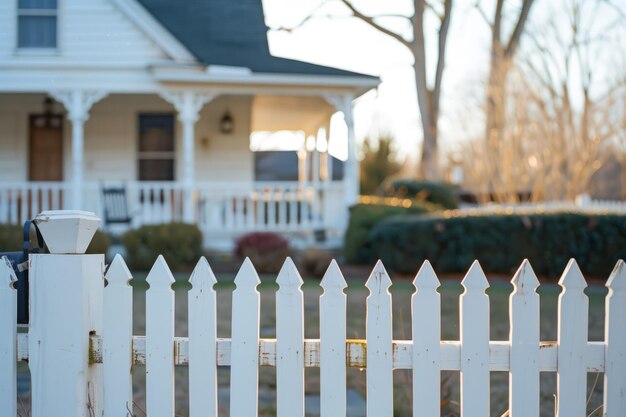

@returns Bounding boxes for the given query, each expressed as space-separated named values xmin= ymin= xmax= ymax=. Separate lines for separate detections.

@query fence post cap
xmin=34 ymin=210 xmax=101 ymax=254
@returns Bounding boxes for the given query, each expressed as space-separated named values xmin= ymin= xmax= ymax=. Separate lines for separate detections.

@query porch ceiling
xmin=251 ymin=95 xmax=334 ymax=135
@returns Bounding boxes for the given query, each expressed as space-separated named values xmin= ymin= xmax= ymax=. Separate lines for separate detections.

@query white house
xmin=0 ymin=0 xmax=379 ymax=248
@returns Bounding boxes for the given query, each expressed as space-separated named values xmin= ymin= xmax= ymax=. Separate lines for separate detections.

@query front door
xmin=29 ymin=114 xmax=63 ymax=181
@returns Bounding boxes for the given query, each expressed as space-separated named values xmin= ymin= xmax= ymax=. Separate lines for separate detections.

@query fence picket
xmin=188 ymin=257 xmax=218 ymax=417
xmin=365 ymin=261 xmax=393 ymax=416
xmin=0 ymin=257 xmax=17 ymax=417
xmin=320 ymin=260 xmax=347 ymax=417
xmin=557 ymin=259 xmax=588 ymax=417
xmin=412 ymin=261 xmax=440 ymax=417
xmin=460 ymin=261 xmax=490 ymax=417
xmin=276 ymin=258 xmax=305 ymax=417
xmin=604 ymin=260 xmax=626 ymax=415
xmin=146 ymin=256 xmax=175 ymax=417
xmin=509 ymin=260 xmax=540 ymax=417
xmin=103 ymin=255 xmax=133 ymax=417
xmin=230 ymin=258 xmax=261 ymax=417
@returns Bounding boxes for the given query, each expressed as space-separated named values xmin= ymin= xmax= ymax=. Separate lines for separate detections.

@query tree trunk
xmin=419 ymin=101 xmax=440 ymax=180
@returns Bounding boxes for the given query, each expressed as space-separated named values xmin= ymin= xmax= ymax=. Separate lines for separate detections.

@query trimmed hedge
xmin=344 ymin=202 xmax=435 ymax=264
xmin=385 ymin=180 xmax=459 ymax=209
xmin=0 ymin=224 xmax=110 ymax=255
xmin=122 ymin=223 xmax=203 ymax=271
xmin=366 ymin=212 xmax=626 ymax=278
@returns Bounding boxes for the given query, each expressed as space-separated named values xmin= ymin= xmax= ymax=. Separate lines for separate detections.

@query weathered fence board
xmin=509 ymin=260 xmax=540 ymax=417
xmin=366 ymin=261 xmax=393 ymax=417
xmin=145 ymin=256 xmax=176 ymax=417
xmin=276 ymin=258 xmax=305 ymax=417
xmin=229 ymin=258 xmax=261 ymax=417
xmin=188 ymin=257 xmax=218 ymax=417
xmin=319 ymin=260 xmax=347 ymax=417
xmin=412 ymin=261 xmax=441 ymax=417
xmin=604 ymin=260 xmax=626 ymax=416
xmin=0 ymin=257 xmax=17 ymax=417
xmin=557 ymin=260 xmax=589 ymax=417
xmin=103 ymin=255 xmax=133 ymax=417
xmin=460 ymin=261 xmax=490 ymax=417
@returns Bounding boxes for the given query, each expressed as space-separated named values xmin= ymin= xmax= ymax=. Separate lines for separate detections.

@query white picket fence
xmin=1 ymin=251 xmax=626 ymax=416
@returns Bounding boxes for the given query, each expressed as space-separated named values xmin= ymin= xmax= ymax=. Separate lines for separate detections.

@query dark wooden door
xmin=29 ymin=114 xmax=63 ymax=181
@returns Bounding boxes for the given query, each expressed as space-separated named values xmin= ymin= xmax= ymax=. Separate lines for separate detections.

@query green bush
xmin=367 ymin=211 xmax=626 ymax=278
xmin=0 ymin=224 xmax=23 ymax=251
xmin=0 ymin=224 xmax=110 ymax=255
xmin=122 ymin=223 xmax=203 ymax=271
xmin=344 ymin=201 xmax=435 ymax=264
xmin=385 ymin=180 xmax=459 ymax=209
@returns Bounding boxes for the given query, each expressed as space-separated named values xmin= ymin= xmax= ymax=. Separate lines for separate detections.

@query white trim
xmin=151 ymin=66 xmax=380 ymax=89
xmin=109 ymin=0 xmax=196 ymax=63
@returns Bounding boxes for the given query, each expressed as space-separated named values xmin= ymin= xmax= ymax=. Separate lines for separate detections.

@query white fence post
xmin=460 ymin=261 xmax=490 ymax=417
xmin=365 ymin=261 xmax=393 ymax=416
xmin=229 ymin=258 xmax=261 ymax=417
xmin=276 ymin=258 xmax=305 ymax=417
xmin=319 ymin=260 xmax=347 ymax=417
xmin=145 ymin=256 xmax=176 ymax=417
xmin=103 ymin=254 xmax=133 ymax=417
xmin=188 ymin=257 xmax=218 ymax=417
xmin=412 ymin=261 xmax=441 ymax=417
xmin=28 ymin=215 xmax=105 ymax=417
xmin=604 ymin=260 xmax=626 ymax=416
xmin=0 ymin=257 xmax=17 ymax=417
xmin=557 ymin=260 xmax=589 ymax=417
xmin=509 ymin=260 xmax=540 ymax=417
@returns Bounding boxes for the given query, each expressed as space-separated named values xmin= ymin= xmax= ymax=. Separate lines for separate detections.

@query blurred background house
xmin=0 ymin=0 xmax=378 ymax=249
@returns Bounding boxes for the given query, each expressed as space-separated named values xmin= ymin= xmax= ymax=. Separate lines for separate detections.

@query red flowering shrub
xmin=234 ymin=232 xmax=290 ymax=273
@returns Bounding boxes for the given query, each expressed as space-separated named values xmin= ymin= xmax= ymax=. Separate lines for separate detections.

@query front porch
xmin=0 ymin=180 xmax=346 ymax=249
xmin=0 ymin=88 xmax=361 ymax=249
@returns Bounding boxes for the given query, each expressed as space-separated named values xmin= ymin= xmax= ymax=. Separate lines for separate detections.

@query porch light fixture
xmin=220 ymin=111 xmax=234 ymax=134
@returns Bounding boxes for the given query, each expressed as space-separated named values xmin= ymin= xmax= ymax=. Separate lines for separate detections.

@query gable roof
xmin=137 ymin=0 xmax=377 ymax=80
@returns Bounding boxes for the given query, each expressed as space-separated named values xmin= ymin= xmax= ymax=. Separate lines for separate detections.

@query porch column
xmin=50 ymin=90 xmax=107 ymax=209
xmin=160 ymin=91 xmax=216 ymax=223
xmin=323 ymin=94 xmax=358 ymax=206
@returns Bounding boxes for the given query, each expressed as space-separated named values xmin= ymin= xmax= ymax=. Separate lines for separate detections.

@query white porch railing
xmin=1 ymin=221 xmax=626 ymax=416
xmin=0 ymin=181 xmax=346 ymax=242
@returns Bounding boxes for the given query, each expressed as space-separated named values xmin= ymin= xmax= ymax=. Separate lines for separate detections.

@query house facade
xmin=0 ymin=0 xmax=378 ymax=248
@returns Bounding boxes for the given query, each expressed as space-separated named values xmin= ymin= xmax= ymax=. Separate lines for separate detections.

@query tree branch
xmin=433 ymin=0 xmax=453 ymax=115
xmin=338 ymin=0 xmax=412 ymax=48
xmin=505 ymin=0 xmax=536 ymax=57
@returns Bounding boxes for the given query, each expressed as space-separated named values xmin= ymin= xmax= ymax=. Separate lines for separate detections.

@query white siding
xmin=0 ymin=0 xmax=167 ymax=65
xmin=0 ymin=94 xmax=254 ymax=183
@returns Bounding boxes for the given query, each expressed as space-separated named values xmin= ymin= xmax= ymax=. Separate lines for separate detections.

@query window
xmin=17 ymin=0 xmax=58 ymax=49
xmin=138 ymin=114 xmax=175 ymax=181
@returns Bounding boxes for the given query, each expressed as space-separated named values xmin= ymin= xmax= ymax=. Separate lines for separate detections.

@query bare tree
xmin=276 ymin=0 xmax=453 ymax=180
xmin=459 ymin=0 xmax=626 ymax=202
xmin=478 ymin=0 xmax=536 ymax=147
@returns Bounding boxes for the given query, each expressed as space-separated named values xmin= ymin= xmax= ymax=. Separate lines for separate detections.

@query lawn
xmin=122 ymin=270 xmax=608 ymax=417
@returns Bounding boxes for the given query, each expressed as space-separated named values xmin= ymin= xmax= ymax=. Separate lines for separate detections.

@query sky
xmin=260 ymin=0 xmax=625 ymax=160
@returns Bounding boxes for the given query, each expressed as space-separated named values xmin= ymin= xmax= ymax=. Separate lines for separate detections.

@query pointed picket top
xmin=413 ymin=260 xmax=440 ymax=290
xmin=558 ymin=259 xmax=587 ymax=290
xmin=276 ymin=257 xmax=304 ymax=289
xmin=189 ymin=256 xmax=217 ymax=288
xmin=320 ymin=260 xmax=347 ymax=291
xmin=105 ymin=254 xmax=132 ymax=286
xmin=0 ymin=256 xmax=17 ymax=288
xmin=365 ymin=260 xmax=392 ymax=293
xmin=606 ymin=260 xmax=626 ymax=293
xmin=461 ymin=260 xmax=489 ymax=291
xmin=145 ymin=255 xmax=175 ymax=287
xmin=234 ymin=257 xmax=261 ymax=287
xmin=511 ymin=259 xmax=540 ymax=295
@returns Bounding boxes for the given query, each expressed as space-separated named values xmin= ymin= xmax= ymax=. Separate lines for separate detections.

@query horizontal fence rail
xmin=2 ymin=254 xmax=626 ymax=417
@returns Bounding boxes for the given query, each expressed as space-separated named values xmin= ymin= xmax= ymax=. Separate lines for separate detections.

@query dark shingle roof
xmin=138 ymin=0 xmax=376 ymax=79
